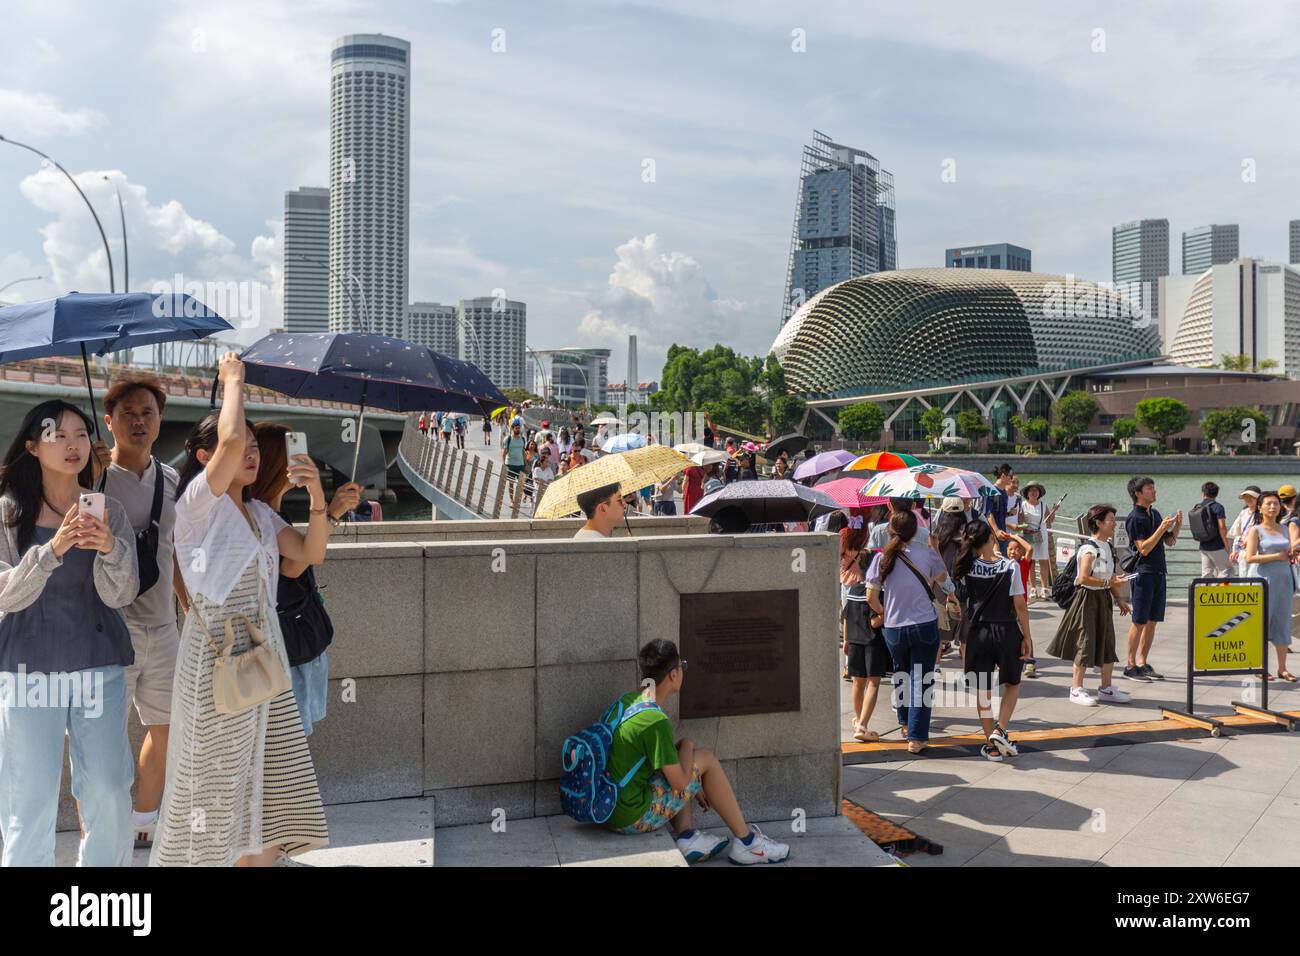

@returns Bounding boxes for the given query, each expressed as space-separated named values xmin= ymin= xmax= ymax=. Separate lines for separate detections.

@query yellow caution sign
xmin=1191 ymin=581 xmax=1265 ymax=671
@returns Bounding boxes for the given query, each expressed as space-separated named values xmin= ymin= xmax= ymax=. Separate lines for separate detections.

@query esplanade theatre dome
xmin=770 ymin=268 xmax=1162 ymax=398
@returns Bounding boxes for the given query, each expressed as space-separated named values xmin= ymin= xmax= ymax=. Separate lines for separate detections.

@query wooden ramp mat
xmin=841 ymin=799 xmax=942 ymax=857
xmin=842 ymin=709 xmax=1300 ymax=765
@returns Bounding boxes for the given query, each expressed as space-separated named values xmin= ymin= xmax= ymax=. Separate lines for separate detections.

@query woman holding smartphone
xmin=0 ymin=400 xmax=139 ymax=866
xmin=152 ymin=353 xmax=332 ymax=867
xmin=249 ymin=423 xmax=361 ymax=735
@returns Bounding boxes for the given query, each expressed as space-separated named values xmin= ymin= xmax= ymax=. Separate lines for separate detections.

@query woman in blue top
xmin=0 ymin=400 xmax=139 ymax=866
xmin=1244 ymin=490 xmax=1298 ymax=681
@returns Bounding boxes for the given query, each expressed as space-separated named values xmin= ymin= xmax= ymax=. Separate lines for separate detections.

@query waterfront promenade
xmin=842 ymin=598 xmax=1300 ymax=867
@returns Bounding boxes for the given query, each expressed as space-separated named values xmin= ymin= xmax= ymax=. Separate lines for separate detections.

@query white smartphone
xmin=285 ymin=432 xmax=309 ymax=485
xmin=78 ymin=492 xmax=105 ymax=522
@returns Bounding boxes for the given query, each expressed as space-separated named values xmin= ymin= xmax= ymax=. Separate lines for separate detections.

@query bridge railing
xmin=400 ymin=416 xmax=552 ymax=519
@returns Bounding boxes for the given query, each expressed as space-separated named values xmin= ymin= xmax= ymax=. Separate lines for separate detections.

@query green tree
xmin=838 ymin=402 xmax=887 ymax=443
xmin=1219 ymin=353 xmax=1252 ymax=371
xmin=1259 ymin=358 xmax=1280 ymax=374
xmin=956 ymin=409 xmax=989 ymax=443
xmin=1112 ymin=418 xmax=1138 ymax=442
xmin=502 ymin=387 xmax=543 ymax=405
xmin=1134 ymin=397 xmax=1190 ymax=449
xmin=920 ymin=406 xmax=947 ymax=446
xmin=1052 ymin=391 xmax=1100 ymax=446
xmin=654 ymin=345 xmax=801 ymax=436
xmin=1025 ymin=416 xmax=1050 ymax=441
xmin=1202 ymin=406 xmax=1269 ymax=450
xmin=1049 ymin=424 xmax=1071 ymax=450
xmin=769 ymin=394 xmax=806 ymax=436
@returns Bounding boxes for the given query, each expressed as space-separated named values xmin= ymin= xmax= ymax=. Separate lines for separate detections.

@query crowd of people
xmin=0 ymin=353 xmax=362 ymax=867
xmin=832 ymin=463 xmax=1299 ymax=761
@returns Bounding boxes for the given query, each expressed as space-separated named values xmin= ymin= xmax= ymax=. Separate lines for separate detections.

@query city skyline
xmin=3 ymin=1 xmax=1300 ymax=383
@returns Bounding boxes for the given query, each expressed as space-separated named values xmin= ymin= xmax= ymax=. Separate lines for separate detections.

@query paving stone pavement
xmin=841 ymin=599 xmax=1300 ymax=866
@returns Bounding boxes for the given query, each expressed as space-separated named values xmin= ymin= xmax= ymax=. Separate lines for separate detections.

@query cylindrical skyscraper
xmin=626 ymin=334 xmax=638 ymax=403
xmin=329 ymin=34 xmax=410 ymax=337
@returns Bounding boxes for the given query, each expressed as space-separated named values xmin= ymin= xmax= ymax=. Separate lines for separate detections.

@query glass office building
xmin=1181 ymin=224 xmax=1238 ymax=275
xmin=1112 ymin=218 xmax=1169 ymax=326
xmin=945 ymin=243 xmax=1031 ymax=271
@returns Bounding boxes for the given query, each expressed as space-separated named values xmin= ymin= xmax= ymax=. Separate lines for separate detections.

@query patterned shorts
xmin=616 ymin=766 xmax=703 ymax=834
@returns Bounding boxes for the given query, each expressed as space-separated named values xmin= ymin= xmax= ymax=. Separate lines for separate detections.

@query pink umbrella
xmin=815 ymin=477 xmax=890 ymax=511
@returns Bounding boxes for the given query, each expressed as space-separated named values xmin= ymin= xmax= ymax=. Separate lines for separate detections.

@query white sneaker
xmin=1096 ymin=685 xmax=1131 ymax=704
xmin=1069 ymin=687 xmax=1098 ymax=707
xmin=727 ymin=825 xmax=790 ymax=865
xmin=675 ymin=829 xmax=730 ymax=864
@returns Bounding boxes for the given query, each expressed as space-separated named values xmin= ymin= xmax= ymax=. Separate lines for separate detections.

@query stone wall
xmin=56 ymin=528 xmax=840 ymax=833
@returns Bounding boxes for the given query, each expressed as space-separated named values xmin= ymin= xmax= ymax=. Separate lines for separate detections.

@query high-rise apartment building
xmin=404 ymin=302 xmax=458 ymax=355
xmin=945 ymin=242 xmax=1031 ymax=271
xmin=329 ymin=34 xmax=410 ymax=337
xmin=1291 ymin=219 xmax=1300 ymax=265
xmin=1181 ymin=223 xmax=1239 ymax=275
xmin=283 ymin=186 xmax=330 ymax=333
xmin=781 ymin=130 xmax=898 ymax=324
xmin=1113 ymin=218 xmax=1169 ymax=325
xmin=458 ymin=297 xmax=526 ymax=390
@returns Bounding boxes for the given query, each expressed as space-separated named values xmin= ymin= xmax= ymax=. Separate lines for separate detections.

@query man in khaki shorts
xmin=93 ymin=375 xmax=181 ymax=849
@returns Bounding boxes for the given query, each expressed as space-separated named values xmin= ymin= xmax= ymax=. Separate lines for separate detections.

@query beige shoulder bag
xmin=195 ymin=560 xmax=291 ymax=716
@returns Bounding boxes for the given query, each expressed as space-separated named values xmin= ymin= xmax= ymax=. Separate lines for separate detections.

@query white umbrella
xmin=674 ymin=442 xmax=710 ymax=455
xmin=589 ymin=415 xmax=624 ymax=427
xmin=690 ymin=449 xmax=728 ymax=466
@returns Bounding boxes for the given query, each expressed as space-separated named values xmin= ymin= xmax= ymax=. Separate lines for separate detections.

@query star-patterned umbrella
xmin=238 ymin=331 xmax=508 ymax=479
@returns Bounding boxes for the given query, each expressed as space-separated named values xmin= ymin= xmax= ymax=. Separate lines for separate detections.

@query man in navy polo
xmin=1123 ymin=475 xmax=1181 ymax=682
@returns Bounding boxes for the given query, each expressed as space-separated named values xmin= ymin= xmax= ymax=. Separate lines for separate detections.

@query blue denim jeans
xmin=290 ymin=651 xmax=329 ymax=737
xmin=0 ymin=665 xmax=134 ymax=866
xmin=883 ymin=620 xmax=940 ymax=742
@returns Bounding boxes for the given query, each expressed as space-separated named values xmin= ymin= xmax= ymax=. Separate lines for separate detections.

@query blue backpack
xmin=559 ymin=697 xmax=663 ymax=825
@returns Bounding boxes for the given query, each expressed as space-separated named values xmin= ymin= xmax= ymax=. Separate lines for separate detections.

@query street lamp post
xmin=0 ymin=135 xmax=114 ymax=292
xmin=0 ymin=275 xmax=44 ymax=297
xmin=292 ymin=253 xmax=368 ymax=333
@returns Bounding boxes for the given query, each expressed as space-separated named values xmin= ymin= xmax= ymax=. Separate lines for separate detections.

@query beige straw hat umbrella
xmin=535 ymin=445 xmax=692 ymax=519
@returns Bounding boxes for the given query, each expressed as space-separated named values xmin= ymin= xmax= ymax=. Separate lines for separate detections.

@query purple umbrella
xmin=792 ymin=449 xmax=857 ymax=483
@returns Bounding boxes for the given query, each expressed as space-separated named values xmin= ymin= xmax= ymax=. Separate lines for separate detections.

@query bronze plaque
xmin=679 ymin=590 xmax=800 ymax=719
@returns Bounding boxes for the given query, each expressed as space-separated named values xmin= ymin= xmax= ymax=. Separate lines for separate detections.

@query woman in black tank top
xmin=952 ymin=520 xmax=1033 ymax=762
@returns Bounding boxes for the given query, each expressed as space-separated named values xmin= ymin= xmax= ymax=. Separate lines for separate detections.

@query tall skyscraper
xmin=1113 ymin=219 xmax=1169 ymax=325
xmin=781 ymin=130 xmax=898 ymax=324
xmin=626 ymin=334 xmax=638 ymax=401
xmin=405 ymin=302 xmax=458 ymax=355
xmin=945 ymin=243 xmax=1031 ymax=271
xmin=458 ymin=296 xmax=526 ymax=390
xmin=1182 ymin=223 xmax=1239 ymax=274
xmin=283 ymin=186 xmax=330 ymax=333
xmin=1291 ymin=219 xmax=1300 ymax=265
xmin=329 ymin=34 xmax=410 ymax=337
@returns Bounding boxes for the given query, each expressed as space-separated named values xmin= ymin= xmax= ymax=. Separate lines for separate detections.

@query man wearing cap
xmin=1228 ymin=485 xmax=1262 ymax=575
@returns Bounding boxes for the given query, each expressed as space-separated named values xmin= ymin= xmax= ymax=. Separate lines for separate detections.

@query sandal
xmin=853 ymin=726 xmax=880 ymax=743
xmin=1281 ymin=672 xmax=1298 ymax=682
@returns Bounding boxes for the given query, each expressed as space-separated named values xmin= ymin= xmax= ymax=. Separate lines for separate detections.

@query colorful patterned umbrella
xmin=858 ymin=464 xmax=1000 ymax=500
xmin=841 ymin=451 xmax=924 ymax=474
xmin=814 ymin=477 xmax=891 ymax=510
xmin=791 ymin=449 xmax=857 ymax=482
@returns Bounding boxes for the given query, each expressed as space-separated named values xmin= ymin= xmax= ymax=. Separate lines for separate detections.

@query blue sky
xmin=3 ymin=0 xmax=1299 ymax=382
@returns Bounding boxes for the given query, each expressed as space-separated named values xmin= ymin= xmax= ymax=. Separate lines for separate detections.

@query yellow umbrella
xmin=535 ymin=445 xmax=692 ymax=519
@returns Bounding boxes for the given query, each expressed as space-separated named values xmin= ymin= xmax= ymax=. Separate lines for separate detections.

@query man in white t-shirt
xmin=91 ymin=375 xmax=182 ymax=850
xmin=574 ymin=482 xmax=624 ymax=539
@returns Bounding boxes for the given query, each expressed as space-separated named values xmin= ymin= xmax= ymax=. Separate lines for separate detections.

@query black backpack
xmin=1051 ymin=553 xmax=1079 ymax=609
xmin=1188 ymin=501 xmax=1220 ymax=544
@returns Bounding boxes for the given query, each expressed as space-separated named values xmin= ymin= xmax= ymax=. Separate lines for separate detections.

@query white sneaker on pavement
xmin=1096 ymin=685 xmax=1132 ymax=704
xmin=675 ymin=829 xmax=730 ymax=863
xmin=1069 ymin=686 xmax=1098 ymax=706
xmin=727 ymin=825 xmax=790 ymax=865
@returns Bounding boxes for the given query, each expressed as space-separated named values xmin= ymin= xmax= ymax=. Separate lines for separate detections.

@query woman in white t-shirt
xmin=1047 ymin=504 xmax=1132 ymax=707
xmin=151 ymin=353 xmax=333 ymax=868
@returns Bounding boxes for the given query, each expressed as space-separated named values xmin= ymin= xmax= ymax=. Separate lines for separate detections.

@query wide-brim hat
xmin=1023 ymin=482 xmax=1047 ymax=499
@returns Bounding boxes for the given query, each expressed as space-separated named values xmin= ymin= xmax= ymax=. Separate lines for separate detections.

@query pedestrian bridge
xmin=397 ymin=415 xmax=540 ymax=520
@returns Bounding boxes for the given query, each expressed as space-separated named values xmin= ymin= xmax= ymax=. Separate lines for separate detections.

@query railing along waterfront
xmin=399 ymin=415 xmax=553 ymax=519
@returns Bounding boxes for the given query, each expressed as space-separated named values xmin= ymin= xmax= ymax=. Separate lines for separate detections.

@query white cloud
xmin=0 ymin=89 xmax=106 ymax=138
xmin=17 ymin=167 xmax=280 ymax=341
xmin=578 ymin=234 xmax=750 ymax=376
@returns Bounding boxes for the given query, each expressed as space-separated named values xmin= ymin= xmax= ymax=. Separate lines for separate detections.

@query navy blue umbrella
xmin=0 ymin=291 xmax=234 ymax=438
xmin=237 ymin=331 xmax=509 ymax=479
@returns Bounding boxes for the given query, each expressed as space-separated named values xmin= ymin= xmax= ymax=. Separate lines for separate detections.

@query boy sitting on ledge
xmin=603 ymin=638 xmax=791 ymax=865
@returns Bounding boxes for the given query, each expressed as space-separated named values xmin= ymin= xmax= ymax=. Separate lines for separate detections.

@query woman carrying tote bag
xmin=151 ymin=353 xmax=333 ymax=867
